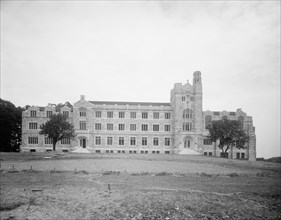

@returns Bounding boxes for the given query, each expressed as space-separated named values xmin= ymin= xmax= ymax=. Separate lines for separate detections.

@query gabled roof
xmin=89 ymin=101 xmax=171 ymax=106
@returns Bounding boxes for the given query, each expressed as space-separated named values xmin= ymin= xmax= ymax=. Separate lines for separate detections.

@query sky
xmin=1 ymin=1 xmax=280 ymax=158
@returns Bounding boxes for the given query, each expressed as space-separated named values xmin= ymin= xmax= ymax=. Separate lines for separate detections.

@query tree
xmin=0 ymin=99 xmax=22 ymax=152
xmin=207 ymin=118 xmax=249 ymax=158
xmin=39 ymin=114 xmax=76 ymax=151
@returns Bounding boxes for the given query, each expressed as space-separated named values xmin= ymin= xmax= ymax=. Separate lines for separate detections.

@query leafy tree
xmin=0 ymin=99 xmax=22 ymax=152
xmin=207 ymin=118 xmax=249 ymax=158
xmin=39 ymin=114 xmax=76 ymax=151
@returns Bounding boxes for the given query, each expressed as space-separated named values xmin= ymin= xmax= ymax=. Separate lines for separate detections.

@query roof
xmin=89 ymin=101 xmax=171 ymax=107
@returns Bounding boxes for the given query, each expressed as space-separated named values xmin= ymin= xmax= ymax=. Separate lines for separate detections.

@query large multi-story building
xmin=21 ymin=71 xmax=256 ymax=160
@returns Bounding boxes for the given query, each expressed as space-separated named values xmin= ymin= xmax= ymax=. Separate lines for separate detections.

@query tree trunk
xmin=53 ymin=142 xmax=56 ymax=151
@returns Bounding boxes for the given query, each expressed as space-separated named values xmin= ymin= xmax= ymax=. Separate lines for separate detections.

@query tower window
xmin=182 ymin=96 xmax=185 ymax=101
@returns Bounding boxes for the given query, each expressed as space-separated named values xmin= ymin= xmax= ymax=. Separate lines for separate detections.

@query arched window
xmin=238 ymin=116 xmax=244 ymax=130
xmin=183 ymin=109 xmax=193 ymax=119
xmin=205 ymin=115 xmax=212 ymax=129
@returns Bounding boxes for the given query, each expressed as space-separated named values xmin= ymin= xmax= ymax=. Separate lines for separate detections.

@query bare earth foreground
xmin=0 ymin=152 xmax=280 ymax=220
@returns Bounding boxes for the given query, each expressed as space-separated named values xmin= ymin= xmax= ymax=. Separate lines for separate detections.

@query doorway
xmin=80 ymin=138 xmax=86 ymax=148
xmin=184 ymin=139 xmax=191 ymax=148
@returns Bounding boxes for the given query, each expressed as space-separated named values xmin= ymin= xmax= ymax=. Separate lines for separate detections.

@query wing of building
xmin=21 ymin=71 xmax=256 ymax=160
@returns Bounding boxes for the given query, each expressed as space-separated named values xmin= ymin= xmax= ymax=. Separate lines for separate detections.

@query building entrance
xmin=184 ymin=140 xmax=190 ymax=148
xmin=80 ymin=138 xmax=86 ymax=148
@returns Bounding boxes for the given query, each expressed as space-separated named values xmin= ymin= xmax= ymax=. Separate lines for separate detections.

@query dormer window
xmin=47 ymin=111 xmax=53 ymax=118
xmin=30 ymin=110 xmax=36 ymax=117
xmin=63 ymin=111 xmax=69 ymax=118
xmin=80 ymin=111 xmax=86 ymax=117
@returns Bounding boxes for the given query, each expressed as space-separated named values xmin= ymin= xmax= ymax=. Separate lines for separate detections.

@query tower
xmin=193 ymin=71 xmax=203 ymax=151
xmin=170 ymin=71 xmax=203 ymax=154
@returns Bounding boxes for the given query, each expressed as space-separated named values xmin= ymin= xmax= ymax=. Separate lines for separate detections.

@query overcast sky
xmin=1 ymin=1 xmax=280 ymax=158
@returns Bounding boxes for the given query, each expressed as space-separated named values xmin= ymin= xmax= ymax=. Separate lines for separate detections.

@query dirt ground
xmin=0 ymin=152 xmax=281 ymax=220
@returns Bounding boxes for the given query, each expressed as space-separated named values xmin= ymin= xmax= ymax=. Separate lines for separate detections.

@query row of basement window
xmin=28 ymin=137 xmax=70 ymax=145
xmin=80 ymin=111 xmax=171 ymax=119
xmin=79 ymin=122 xmax=171 ymax=131
xmin=28 ymin=137 xmax=171 ymax=146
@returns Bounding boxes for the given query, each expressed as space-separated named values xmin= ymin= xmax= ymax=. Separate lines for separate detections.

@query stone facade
xmin=20 ymin=71 xmax=256 ymax=160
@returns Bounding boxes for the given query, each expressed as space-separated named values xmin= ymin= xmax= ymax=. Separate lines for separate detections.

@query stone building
xmin=20 ymin=71 xmax=256 ymax=160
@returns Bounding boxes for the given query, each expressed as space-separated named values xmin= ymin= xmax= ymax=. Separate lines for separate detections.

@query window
xmin=142 ymin=137 xmax=147 ymax=146
xmin=63 ymin=111 xmax=69 ymax=118
xmin=61 ymin=138 xmax=70 ymax=145
xmin=153 ymin=112 xmax=159 ymax=119
xmin=107 ymin=111 xmax=113 ymax=118
xmin=182 ymin=96 xmax=185 ymax=101
xmin=164 ymin=124 xmax=171 ymax=132
xmin=96 ymin=150 xmax=101 ymax=153
xmin=80 ymin=111 xmax=86 ymax=117
xmin=209 ymin=152 xmax=212 ymax=156
xmin=236 ymin=152 xmax=240 ymax=159
xmin=95 ymin=136 xmax=101 ymax=145
xmin=214 ymin=112 xmax=220 ymax=116
xmin=130 ymin=137 xmax=136 ymax=145
xmin=130 ymin=124 xmax=136 ymax=131
xmin=153 ymin=124 xmax=159 ymax=131
xmin=165 ymin=113 xmax=171 ymax=119
xmin=205 ymin=115 xmax=212 ymax=129
xmin=165 ymin=138 xmax=170 ymax=146
xmin=229 ymin=112 xmax=236 ymax=116
xmin=204 ymin=152 xmax=208 ymax=156
xmin=141 ymin=124 xmax=148 ymax=131
xmin=153 ymin=137 xmax=159 ymax=146
xmin=47 ymin=111 xmax=53 ymax=118
xmin=241 ymin=153 xmax=245 ymax=159
xmin=130 ymin=112 xmax=136 ymax=119
xmin=203 ymin=139 xmax=212 ymax=145
xmin=45 ymin=137 xmax=52 ymax=145
xmin=95 ymin=123 xmax=102 ymax=130
xmin=79 ymin=121 xmax=86 ymax=130
xmin=107 ymin=137 xmax=113 ymax=145
xmin=142 ymin=112 xmax=148 ymax=119
xmin=118 ymin=124 xmax=125 ymax=131
xmin=238 ymin=116 xmax=244 ymax=130
xmin=183 ymin=109 xmax=192 ymax=119
xmin=107 ymin=123 xmax=113 ymax=131
xmin=95 ymin=111 xmax=102 ymax=118
xmin=29 ymin=122 xmax=37 ymax=130
xmin=190 ymin=97 xmax=194 ymax=101
xmin=119 ymin=137 xmax=124 ymax=145
xmin=30 ymin=110 xmax=36 ymax=117
xmin=28 ymin=137 xmax=38 ymax=144
xmin=119 ymin=112 xmax=125 ymax=118
xmin=165 ymin=151 xmax=170 ymax=154
xmin=183 ymin=123 xmax=192 ymax=131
